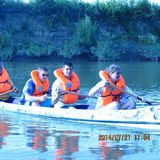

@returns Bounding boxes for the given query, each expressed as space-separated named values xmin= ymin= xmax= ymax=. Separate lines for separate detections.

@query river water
xmin=0 ymin=58 xmax=160 ymax=160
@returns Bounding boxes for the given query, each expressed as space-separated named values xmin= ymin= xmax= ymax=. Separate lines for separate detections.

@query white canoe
xmin=0 ymin=102 xmax=160 ymax=130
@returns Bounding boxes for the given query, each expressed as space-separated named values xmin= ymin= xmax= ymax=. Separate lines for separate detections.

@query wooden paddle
xmin=62 ymin=91 xmax=98 ymax=99
xmin=48 ymin=91 xmax=97 ymax=99
xmin=0 ymin=88 xmax=15 ymax=96
xmin=107 ymin=82 xmax=152 ymax=105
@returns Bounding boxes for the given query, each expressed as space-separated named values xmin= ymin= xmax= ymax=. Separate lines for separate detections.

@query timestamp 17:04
xmin=98 ymin=134 xmax=151 ymax=141
xmin=134 ymin=134 xmax=150 ymax=141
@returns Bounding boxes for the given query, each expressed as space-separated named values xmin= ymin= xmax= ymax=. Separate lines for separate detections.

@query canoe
xmin=0 ymin=102 xmax=160 ymax=130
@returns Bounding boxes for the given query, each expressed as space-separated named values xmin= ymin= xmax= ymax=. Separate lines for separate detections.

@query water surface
xmin=0 ymin=59 xmax=160 ymax=160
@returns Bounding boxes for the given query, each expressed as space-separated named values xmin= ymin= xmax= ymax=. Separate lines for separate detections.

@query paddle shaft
xmin=108 ymin=83 xmax=152 ymax=105
xmin=62 ymin=91 xmax=97 ymax=99
xmin=0 ymin=89 xmax=15 ymax=96
xmin=48 ymin=91 xmax=97 ymax=99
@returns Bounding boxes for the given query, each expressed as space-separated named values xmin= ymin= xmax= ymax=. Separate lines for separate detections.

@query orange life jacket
xmin=99 ymin=70 xmax=125 ymax=106
xmin=31 ymin=70 xmax=49 ymax=96
xmin=0 ymin=68 xmax=12 ymax=94
xmin=54 ymin=68 xmax=80 ymax=104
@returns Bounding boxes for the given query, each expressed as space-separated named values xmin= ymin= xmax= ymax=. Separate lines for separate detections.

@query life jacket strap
xmin=0 ymin=80 xmax=8 ymax=84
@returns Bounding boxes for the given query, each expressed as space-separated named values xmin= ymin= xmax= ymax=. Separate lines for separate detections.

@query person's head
xmin=107 ymin=64 xmax=121 ymax=82
xmin=62 ymin=61 xmax=73 ymax=78
xmin=38 ymin=66 xmax=49 ymax=82
xmin=0 ymin=61 xmax=3 ymax=75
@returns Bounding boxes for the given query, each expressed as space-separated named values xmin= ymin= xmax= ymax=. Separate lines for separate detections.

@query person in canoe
xmin=0 ymin=61 xmax=19 ymax=104
xmin=88 ymin=64 xmax=136 ymax=110
xmin=20 ymin=66 xmax=52 ymax=106
xmin=51 ymin=61 xmax=87 ymax=109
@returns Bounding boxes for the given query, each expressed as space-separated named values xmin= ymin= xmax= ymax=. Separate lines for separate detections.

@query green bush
xmin=74 ymin=15 xmax=97 ymax=47
xmin=135 ymin=0 xmax=152 ymax=15
xmin=57 ymin=15 xmax=97 ymax=58
xmin=0 ymin=32 xmax=14 ymax=61
xmin=24 ymin=43 xmax=55 ymax=57
xmin=57 ymin=15 xmax=98 ymax=58
xmin=58 ymin=40 xmax=78 ymax=58
xmin=91 ymin=32 xmax=117 ymax=61
xmin=140 ymin=43 xmax=160 ymax=61
xmin=104 ymin=0 xmax=130 ymax=20
xmin=0 ymin=47 xmax=13 ymax=61
xmin=0 ymin=31 xmax=11 ymax=48
xmin=91 ymin=30 xmax=140 ymax=61
xmin=138 ymin=33 xmax=158 ymax=44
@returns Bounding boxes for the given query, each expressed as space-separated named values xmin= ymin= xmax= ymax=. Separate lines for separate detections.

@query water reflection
xmin=54 ymin=130 xmax=79 ymax=160
xmin=92 ymin=141 xmax=124 ymax=160
xmin=89 ymin=136 xmax=160 ymax=160
xmin=0 ymin=111 xmax=160 ymax=160
xmin=25 ymin=126 xmax=49 ymax=152
xmin=0 ymin=119 xmax=9 ymax=148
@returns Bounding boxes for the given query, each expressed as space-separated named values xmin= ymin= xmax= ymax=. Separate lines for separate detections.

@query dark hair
xmin=106 ymin=64 xmax=120 ymax=73
xmin=63 ymin=61 xmax=73 ymax=67
xmin=38 ymin=66 xmax=48 ymax=72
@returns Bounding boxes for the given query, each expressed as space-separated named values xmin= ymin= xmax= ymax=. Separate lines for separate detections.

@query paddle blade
xmin=137 ymin=96 xmax=152 ymax=105
xmin=145 ymin=101 xmax=152 ymax=105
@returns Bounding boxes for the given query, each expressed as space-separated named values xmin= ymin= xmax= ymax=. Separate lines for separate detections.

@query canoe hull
xmin=0 ymin=102 xmax=160 ymax=130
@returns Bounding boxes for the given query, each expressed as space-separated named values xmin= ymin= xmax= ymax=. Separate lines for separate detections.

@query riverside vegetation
xmin=0 ymin=0 xmax=160 ymax=61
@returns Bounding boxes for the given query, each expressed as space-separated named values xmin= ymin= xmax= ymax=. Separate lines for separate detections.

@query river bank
xmin=0 ymin=0 xmax=160 ymax=61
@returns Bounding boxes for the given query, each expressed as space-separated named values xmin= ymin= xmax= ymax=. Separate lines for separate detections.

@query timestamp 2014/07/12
xmin=99 ymin=134 xmax=151 ymax=141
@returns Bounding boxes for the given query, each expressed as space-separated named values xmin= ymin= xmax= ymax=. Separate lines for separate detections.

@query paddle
xmin=61 ymin=91 xmax=97 ymax=99
xmin=107 ymin=82 xmax=152 ymax=105
xmin=48 ymin=91 xmax=97 ymax=99
xmin=0 ymin=88 xmax=15 ymax=96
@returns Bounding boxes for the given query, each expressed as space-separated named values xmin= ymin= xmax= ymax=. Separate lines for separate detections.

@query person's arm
xmin=123 ymin=86 xmax=146 ymax=102
xmin=88 ymin=81 xmax=107 ymax=97
xmin=51 ymin=80 xmax=62 ymax=105
xmin=25 ymin=93 xmax=47 ymax=102
xmin=24 ymin=80 xmax=47 ymax=102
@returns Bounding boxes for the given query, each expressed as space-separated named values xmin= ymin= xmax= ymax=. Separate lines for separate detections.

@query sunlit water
xmin=1 ymin=58 xmax=160 ymax=160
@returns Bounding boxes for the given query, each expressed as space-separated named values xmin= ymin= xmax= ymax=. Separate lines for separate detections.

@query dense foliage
xmin=0 ymin=0 xmax=160 ymax=61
